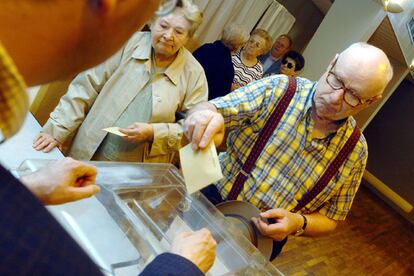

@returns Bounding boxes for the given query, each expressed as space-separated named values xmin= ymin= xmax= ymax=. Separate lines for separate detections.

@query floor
xmin=273 ymin=184 xmax=414 ymax=276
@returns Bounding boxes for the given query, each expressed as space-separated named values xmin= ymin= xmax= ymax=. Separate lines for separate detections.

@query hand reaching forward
xmin=184 ymin=110 xmax=225 ymax=151
xmin=21 ymin=157 xmax=100 ymax=205
xmin=119 ymin=122 xmax=154 ymax=143
xmin=33 ymin=132 xmax=61 ymax=153
xmin=171 ymin=228 xmax=217 ymax=273
xmin=251 ymin=208 xmax=304 ymax=241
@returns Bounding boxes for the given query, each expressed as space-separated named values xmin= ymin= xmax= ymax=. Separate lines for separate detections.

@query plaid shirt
xmin=0 ymin=42 xmax=28 ymax=142
xmin=211 ymin=76 xmax=368 ymax=220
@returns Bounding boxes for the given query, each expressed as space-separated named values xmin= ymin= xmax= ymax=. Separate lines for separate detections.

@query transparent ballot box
xmin=15 ymin=160 xmax=282 ymax=276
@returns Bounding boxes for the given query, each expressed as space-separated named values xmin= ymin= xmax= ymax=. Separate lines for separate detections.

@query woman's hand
xmin=33 ymin=132 xmax=62 ymax=153
xmin=119 ymin=122 xmax=154 ymax=143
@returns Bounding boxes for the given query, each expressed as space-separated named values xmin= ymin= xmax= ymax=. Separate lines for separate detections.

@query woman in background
xmin=231 ymin=29 xmax=272 ymax=90
xmin=279 ymin=50 xmax=305 ymax=77
xmin=193 ymin=24 xmax=248 ymax=100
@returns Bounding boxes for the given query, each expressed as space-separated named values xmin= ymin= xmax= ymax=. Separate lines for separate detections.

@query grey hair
xmin=150 ymin=0 xmax=202 ymax=38
xmin=221 ymin=24 xmax=249 ymax=52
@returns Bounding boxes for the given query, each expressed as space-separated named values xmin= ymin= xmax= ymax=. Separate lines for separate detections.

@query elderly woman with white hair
xmin=33 ymin=0 xmax=206 ymax=163
xmin=193 ymin=24 xmax=249 ymax=100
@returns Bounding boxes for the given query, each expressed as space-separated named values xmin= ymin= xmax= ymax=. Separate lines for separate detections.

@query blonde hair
xmin=250 ymin=29 xmax=273 ymax=55
xmin=221 ymin=24 xmax=249 ymax=52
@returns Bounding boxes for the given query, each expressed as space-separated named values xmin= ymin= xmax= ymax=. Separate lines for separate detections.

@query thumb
xmin=68 ymin=185 xmax=100 ymax=201
xmin=260 ymin=208 xmax=286 ymax=219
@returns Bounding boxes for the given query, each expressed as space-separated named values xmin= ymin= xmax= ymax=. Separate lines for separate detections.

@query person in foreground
xmin=0 ymin=0 xmax=215 ymax=274
xmin=184 ymin=42 xmax=393 ymax=260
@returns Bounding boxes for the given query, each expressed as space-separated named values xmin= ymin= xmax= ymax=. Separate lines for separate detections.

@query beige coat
xmin=43 ymin=32 xmax=208 ymax=162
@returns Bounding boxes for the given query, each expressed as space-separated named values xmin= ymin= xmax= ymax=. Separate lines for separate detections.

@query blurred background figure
xmin=34 ymin=1 xmax=207 ymax=164
xmin=193 ymin=23 xmax=248 ymax=100
xmin=231 ymin=29 xmax=272 ymax=90
xmin=279 ymin=50 xmax=305 ymax=77
xmin=259 ymin=34 xmax=292 ymax=77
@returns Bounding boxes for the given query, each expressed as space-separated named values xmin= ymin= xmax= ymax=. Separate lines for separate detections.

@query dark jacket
xmin=193 ymin=40 xmax=234 ymax=100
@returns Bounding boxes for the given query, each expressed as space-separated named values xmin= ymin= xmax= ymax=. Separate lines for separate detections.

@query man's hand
xmin=119 ymin=122 xmax=154 ymax=143
xmin=21 ymin=157 xmax=100 ymax=205
xmin=251 ymin=208 xmax=304 ymax=241
xmin=184 ymin=110 xmax=225 ymax=151
xmin=171 ymin=228 xmax=217 ymax=273
xmin=33 ymin=132 xmax=62 ymax=153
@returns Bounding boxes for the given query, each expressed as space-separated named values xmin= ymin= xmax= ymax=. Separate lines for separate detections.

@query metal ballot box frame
xmin=15 ymin=160 xmax=282 ymax=276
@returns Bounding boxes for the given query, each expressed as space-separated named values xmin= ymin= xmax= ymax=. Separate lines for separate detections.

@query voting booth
xmin=15 ymin=160 xmax=282 ymax=276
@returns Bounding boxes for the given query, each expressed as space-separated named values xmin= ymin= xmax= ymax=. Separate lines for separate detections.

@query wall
xmin=276 ymin=0 xmax=324 ymax=53
xmin=363 ymin=78 xmax=414 ymax=224
xmin=301 ymin=0 xmax=386 ymax=81
xmin=388 ymin=0 xmax=414 ymax=67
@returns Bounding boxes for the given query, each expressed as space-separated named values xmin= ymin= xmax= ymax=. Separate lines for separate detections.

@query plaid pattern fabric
xmin=0 ymin=42 xmax=28 ymax=141
xmin=211 ymin=75 xmax=368 ymax=220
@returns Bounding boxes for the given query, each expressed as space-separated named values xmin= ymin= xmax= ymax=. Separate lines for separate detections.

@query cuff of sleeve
xmin=318 ymin=205 xmax=348 ymax=221
xmin=42 ymin=119 xmax=70 ymax=144
xmin=140 ymin=253 xmax=204 ymax=276
xmin=149 ymin=123 xmax=182 ymax=157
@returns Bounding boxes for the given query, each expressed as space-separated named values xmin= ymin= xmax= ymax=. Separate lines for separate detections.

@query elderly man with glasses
xmin=184 ymin=42 xmax=393 ymax=260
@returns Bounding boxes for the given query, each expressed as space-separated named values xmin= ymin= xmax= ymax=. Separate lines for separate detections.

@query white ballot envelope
xmin=102 ymin=127 xmax=127 ymax=137
xmin=179 ymin=143 xmax=223 ymax=194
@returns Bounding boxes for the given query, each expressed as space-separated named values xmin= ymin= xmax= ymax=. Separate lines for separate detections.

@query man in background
xmin=258 ymin=34 xmax=292 ymax=77
xmin=0 ymin=0 xmax=215 ymax=274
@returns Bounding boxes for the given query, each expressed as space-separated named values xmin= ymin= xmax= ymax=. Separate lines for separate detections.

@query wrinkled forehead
xmin=153 ymin=8 xmax=190 ymax=29
xmin=335 ymin=53 xmax=387 ymax=97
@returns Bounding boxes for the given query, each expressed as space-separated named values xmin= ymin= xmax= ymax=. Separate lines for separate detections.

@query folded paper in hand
xmin=179 ymin=143 xmax=223 ymax=194
xmin=102 ymin=127 xmax=127 ymax=137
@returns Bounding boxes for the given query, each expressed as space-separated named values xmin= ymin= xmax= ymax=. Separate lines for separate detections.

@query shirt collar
xmin=130 ymin=37 xmax=186 ymax=86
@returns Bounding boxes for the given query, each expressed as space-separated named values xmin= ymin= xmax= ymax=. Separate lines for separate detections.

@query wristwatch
xmin=294 ymin=214 xmax=307 ymax=236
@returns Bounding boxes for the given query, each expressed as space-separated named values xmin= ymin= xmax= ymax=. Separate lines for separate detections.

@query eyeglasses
xmin=282 ymin=60 xmax=295 ymax=69
xmin=155 ymin=0 xmax=179 ymax=16
xmin=326 ymin=56 xmax=375 ymax=107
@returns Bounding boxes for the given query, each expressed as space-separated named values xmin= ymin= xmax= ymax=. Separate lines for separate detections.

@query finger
xmin=32 ymin=133 xmax=44 ymax=146
xmin=191 ymin=120 xmax=209 ymax=151
xmin=252 ymin=217 xmax=269 ymax=234
xmin=260 ymin=208 xmax=285 ymax=219
xmin=33 ymin=135 xmax=46 ymax=148
xmin=42 ymin=141 xmax=58 ymax=153
xmin=119 ymin=128 xmax=137 ymax=136
xmin=35 ymin=139 xmax=52 ymax=151
xmin=176 ymin=231 xmax=193 ymax=239
xmin=67 ymin=185 xmax=100 ymax=201
xmin=72 ymin=162 xmax=98 ymax=184
xmin=199 ymin=115 xmax=223 ymax=148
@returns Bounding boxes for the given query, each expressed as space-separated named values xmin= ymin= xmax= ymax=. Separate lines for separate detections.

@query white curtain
xmin=188 ymin=0 xmax=272 ymax=51
xmin=256 ymin=1 xmax=296 ymax=40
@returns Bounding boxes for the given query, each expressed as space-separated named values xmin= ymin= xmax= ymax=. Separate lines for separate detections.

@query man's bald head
xmin=338 ymin=42 xmax=393 ymax=96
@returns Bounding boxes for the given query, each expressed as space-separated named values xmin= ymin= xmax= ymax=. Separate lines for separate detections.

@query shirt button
xmin=156 ymin=97 xmax=162 ymax=102
xmin=288 ymin=171 xmax=294 ymax=177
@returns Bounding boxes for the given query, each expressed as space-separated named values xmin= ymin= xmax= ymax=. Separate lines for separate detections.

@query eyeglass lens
xmin=282 ymin=60 xmax=294 ymax=69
